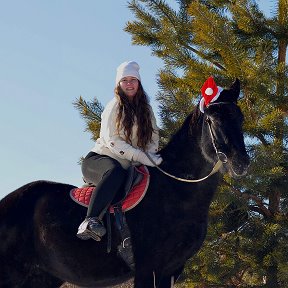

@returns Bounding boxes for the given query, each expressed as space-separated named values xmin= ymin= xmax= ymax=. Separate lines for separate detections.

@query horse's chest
xmin=153 ymin=220 xmax=207 ymax=261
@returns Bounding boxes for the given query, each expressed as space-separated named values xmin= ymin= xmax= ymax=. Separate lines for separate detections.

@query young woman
xmin=77 ymin=61 xmax=162 ymax=241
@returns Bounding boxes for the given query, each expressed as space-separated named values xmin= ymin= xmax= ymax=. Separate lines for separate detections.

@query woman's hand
xmin=132 ymin=150 xmax=163 ymax=166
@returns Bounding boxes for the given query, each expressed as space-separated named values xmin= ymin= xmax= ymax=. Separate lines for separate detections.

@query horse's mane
xmin=190 ymin=104 xmax=203 ymax=131
xmin=160 ymin=105 xmax=203 ymax=157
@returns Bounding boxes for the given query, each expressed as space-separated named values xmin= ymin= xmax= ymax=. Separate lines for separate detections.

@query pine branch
xmin=222 ymin=179 xmax=272 ymax=218
xmin=181 ymin=42 xmax=227 ymax=71
xmin=73 ymin=96 xmax=104 ymax=140
xmin=73 ymin=96 xmax=103 ymax=122
xmin=256 ymin=132 xmax=270 ymax=146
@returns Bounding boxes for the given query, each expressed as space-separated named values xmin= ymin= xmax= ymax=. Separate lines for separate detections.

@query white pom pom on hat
xmin=199 ymin=76 xmax=223 ymax=113
xmin=115 ymin=61 xmax=141 ymax=85
xmin=205 ymin=87 xmax=214 ymax=95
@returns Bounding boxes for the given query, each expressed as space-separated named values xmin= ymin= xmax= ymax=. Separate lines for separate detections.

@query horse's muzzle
xmin=226 ymin=153 xmax=250 ymax=177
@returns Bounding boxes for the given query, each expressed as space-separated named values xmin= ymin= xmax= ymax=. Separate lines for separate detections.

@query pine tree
xmin=74 ymin=0 xmax=288 ymax=286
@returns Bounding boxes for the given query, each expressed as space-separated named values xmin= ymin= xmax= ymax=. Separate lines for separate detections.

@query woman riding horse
xmin=77 ymin=60 xmax=162 ymax=241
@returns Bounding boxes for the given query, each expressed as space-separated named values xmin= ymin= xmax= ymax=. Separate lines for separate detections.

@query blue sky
xmin=0 ymin=1 xmax=272 ymax=198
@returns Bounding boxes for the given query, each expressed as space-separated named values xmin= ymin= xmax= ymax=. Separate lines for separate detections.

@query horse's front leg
xmin=134 ymin=266 xmax=184 ymax=288
xmin=158 ymin=266 xmax=184 ymax=288
xmin=133 ymin=269 xmax=156 ymax=288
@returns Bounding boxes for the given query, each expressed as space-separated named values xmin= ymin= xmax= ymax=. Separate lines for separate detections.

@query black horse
xmin=0 ymin=79 xmax=249 ymax=288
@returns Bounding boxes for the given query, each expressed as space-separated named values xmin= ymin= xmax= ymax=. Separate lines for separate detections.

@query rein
xmin=146 ymin=152 xmax=223 ymax=183
xmin=146 ymin=102 xmax=231 ymax=183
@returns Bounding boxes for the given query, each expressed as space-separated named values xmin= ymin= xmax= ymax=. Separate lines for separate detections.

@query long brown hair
xmin=115 ymin=82 xmax=153 ymax=150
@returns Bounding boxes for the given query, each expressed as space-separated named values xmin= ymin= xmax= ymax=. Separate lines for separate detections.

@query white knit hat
xmin=115 ymin=61 xmax=141 ymax=85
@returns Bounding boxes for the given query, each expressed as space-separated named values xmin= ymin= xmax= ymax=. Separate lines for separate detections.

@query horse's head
xmin=200 ymin=79 xmax=250 ymax=177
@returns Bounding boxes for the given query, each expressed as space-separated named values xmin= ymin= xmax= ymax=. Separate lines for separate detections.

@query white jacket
xmin=92 ymin=97 xmax=159 ymax=168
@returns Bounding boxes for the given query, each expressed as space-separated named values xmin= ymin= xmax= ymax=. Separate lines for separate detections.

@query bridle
xmin=205 ymin=101 xmax=236 ymax=164
xmin=205 ymin=118 xmax=228 ymax=164
xmin=145 ymin=102 xmax=232 ymax=183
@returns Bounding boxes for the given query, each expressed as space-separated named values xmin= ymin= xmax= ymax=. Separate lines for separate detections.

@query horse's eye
xmin=205 ymin=117 xmax=212 ymax=124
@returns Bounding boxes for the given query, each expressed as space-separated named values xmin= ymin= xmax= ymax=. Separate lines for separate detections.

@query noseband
xmin=145 ymin=102 xmax=233 ymax=183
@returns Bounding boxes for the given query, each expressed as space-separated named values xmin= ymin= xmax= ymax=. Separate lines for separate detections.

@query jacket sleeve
xmin=100 ymin=101 xmax=140 ymax=161
xmin=146 ymin=107 xmax=160 ymax=153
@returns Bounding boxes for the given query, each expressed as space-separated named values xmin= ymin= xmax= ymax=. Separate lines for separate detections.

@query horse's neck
xmin=160 ymin=114 xmax=211 ymax=178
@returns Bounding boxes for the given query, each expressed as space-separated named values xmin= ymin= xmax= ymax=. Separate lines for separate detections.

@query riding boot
xmin=77 ymin=160 xmax=127 ymax=241
xmin=88 ymin=217 xmax=106 ymax=236
xmin=77 ymin=217 xmax=106 ymax=241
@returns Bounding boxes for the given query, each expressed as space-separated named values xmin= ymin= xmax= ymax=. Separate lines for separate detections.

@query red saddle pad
xmin=70 ymin=165 xmax=150 ymax=213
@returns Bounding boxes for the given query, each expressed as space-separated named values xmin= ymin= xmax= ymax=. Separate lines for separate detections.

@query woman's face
xmin=119 ymin=76 xmax=139 ymax=99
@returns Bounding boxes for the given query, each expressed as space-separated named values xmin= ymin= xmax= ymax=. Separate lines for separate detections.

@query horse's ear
xmin=229 ymin=78 xmax=240 ymax=101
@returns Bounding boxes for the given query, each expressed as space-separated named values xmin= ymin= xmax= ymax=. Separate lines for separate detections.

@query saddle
xmin=70 ymin=165 xmax=150 ymax=270
xmin=70 ymin=165 xmax=150 ymax=212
